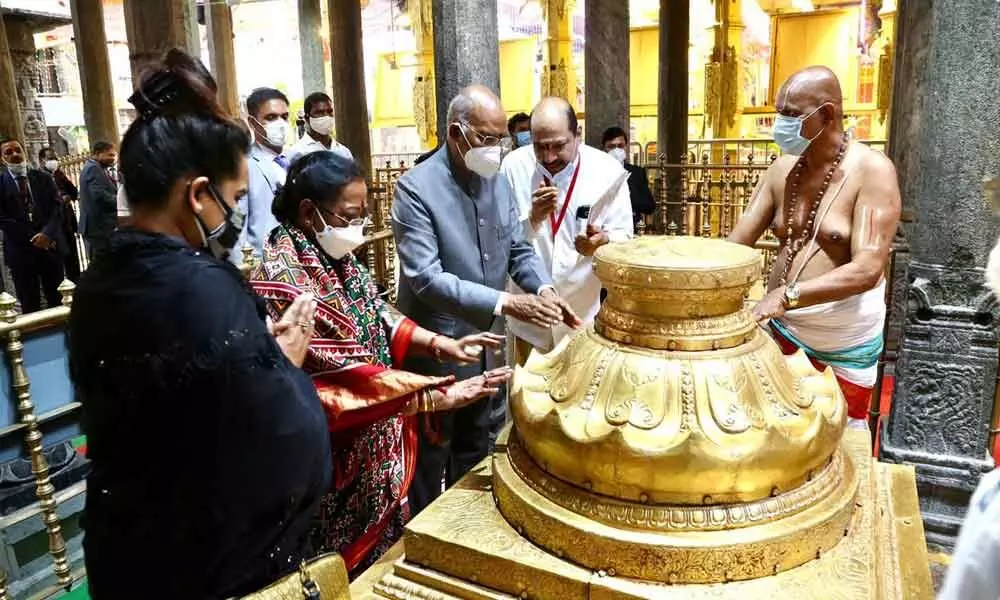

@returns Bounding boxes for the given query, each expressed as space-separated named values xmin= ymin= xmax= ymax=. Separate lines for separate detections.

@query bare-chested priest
xmin=728 ymin=66 xmax=901 ymax=426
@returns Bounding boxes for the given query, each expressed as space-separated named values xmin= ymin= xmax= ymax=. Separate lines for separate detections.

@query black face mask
xmin=195 ymin=184 xmax=244 ymax=260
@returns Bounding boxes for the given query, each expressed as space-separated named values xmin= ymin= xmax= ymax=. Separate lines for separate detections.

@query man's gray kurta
xmin=391 ymin=145 xmax=550 ymax=380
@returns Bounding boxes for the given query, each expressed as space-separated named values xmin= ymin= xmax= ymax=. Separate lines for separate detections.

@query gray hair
xmin=446 ymin=91 xmax=477 ymax=125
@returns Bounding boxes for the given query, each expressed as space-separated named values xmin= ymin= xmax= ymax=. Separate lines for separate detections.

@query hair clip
xmin=128 ymin=69 xmax=181 ymax=119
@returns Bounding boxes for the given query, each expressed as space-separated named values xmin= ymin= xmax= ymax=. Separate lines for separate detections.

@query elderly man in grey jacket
xmin=393 ymin=85 xmax=579 ymax=516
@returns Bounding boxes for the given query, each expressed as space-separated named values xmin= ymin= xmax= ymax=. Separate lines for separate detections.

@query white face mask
xmin=44 ymin=160 xmax=59 ymax=172
xmin=314 ymin=211 xmax=367 ymax=260
xmin=309 ymin=116 xmax=335 ymax=136
xmin=457 ymin=124 xmax=502 ymax=178
xmin=608 ymin=147 xmax=627 ymax=164
xmin=252 ymin=117 xmax=288 ymax=148
xmin=465 ymin=146 xmax=502 ymax=178
xmin=6 ymin=162 xmax=26 ymax=177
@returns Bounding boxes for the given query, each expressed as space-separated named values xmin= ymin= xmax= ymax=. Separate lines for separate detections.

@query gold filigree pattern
xmin=504 ymin=433 xmax=846 ymax=533
xmin=353 ymin=430 xmax=929 ymax=599
xmin=513 ymin=327 xmax=845 ymax=504
xmin=492 ymin=432 xmax=859 ymax=585
xmin=350 ymin=236 xmax=930 ymax=599
xmin=596 ymin=304 xmax=756 ymax=350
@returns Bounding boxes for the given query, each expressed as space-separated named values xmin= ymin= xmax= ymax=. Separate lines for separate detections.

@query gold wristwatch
xmin=784 ymin=283 xmax=801 ymax=309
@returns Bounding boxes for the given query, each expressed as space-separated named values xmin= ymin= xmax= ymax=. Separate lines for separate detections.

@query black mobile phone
xmin=576 ymin=205 xmax=591 ymax=232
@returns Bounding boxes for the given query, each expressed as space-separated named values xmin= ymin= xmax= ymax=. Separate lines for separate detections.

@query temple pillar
xmin=328 ymin=0 xmax=371 ymax=172
xmin=656 ymin=0 xmax=689 ymax=231
xmin=410 ymin=0 xmax=437 ymax=149
xmin=0 ymin=18 xmax=24 ymax=144
xmin=122 ymin=0 xmax=197 ymax=84
xmin=4 ymin=19 xmax=47 ymax=161
xmin=298 ymin=0 xmax=327 ymax=95
xmin=880 ymin=0 xmax=919 ymax=363
xmin=183 ymin=0 xmax=199 ymax=59
xmin=583 ymin=0 xmax=628 ymax=148
xmin=206 ymin=1 xmax=239 ymax=117
xmin=431 ymin=0 xmax=499 ymax=141
xmin=70 ymin=0 xmax=120 ymax=145
xmin=705 ymin=0 xmax=743 ymax=139
xmin=542 ymin=0 xmax=575 ymax=103
xmin=879 ymin=0 xmax=1000 ymax=551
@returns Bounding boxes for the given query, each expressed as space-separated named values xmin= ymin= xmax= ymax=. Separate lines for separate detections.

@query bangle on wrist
xmin=429 ymin=335 xmax=444 ymax=362
xmin=423 ymin=389 xmax=437 ymax=412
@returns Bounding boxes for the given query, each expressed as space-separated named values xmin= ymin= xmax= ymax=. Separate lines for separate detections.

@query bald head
xmin=531 ymin=97 xmax=578 ymax=137
xmin=530 ymin=97 xmax=580 ymax=174
xmin=776 ymin=66 xmax=844 ymax=117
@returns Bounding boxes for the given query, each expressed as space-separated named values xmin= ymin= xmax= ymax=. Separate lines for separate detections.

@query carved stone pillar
xmin=328 ymin=0 xmax=371 ymax=173
xmin=583 ymin=0 xmax=628 ymax=148
xmin=431 ymin=0 xmax=499 ymax=141
xmin=879 ymin=0 xmax=1000 ymax=551
xmin=71 ymin=0 xmax=120 ymax=145
xmin=122 ymin=0 xmax=197 ymax=84
xmin=410 ymin=0 xmax=437 ymax=149
xmin=206 ymin=1 xmax=239 ymax=117
xmin=882 ymin=0 xmax=930 ymax=362
xmin=4 ymin=19 xmax=47 ymax=161
xmin=542 ymin=0 xmax=575 ymax=103
xmin=298 ymin=0 xmax=327 ymax=96
xmin=0 ymin=18 xmax=24 ymax=144
xmin=657 ymin=0 xmax=689 ymax=230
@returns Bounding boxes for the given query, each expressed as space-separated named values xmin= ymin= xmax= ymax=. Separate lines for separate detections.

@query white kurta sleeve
xmin=602 ymin=173 xmax=635 ymax=243
xmin=501 ymin=151 xmax=540 ymax=241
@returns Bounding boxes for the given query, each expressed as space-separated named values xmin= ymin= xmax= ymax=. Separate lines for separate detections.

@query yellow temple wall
xmin=370 ymin=2 xmax=893 ymax=149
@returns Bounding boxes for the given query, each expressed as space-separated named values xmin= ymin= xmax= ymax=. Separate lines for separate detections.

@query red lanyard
xmin=545 ymin=159 xmax=581 ymax=241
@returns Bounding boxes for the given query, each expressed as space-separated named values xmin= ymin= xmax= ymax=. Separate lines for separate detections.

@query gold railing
xmin=367 ymin=162 xmax=409 ymax=302
xmin=644 ymin=154 xmax=773 ymax=237
xmin=0 ymin=280 xmax=81 ymax=599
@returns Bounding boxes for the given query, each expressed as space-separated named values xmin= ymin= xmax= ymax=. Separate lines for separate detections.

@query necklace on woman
xmin=779 ymin=134 xmax=849 ymax=286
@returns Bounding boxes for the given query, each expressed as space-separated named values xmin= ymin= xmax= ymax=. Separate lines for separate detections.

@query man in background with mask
xmin=0 ymin=138 xmax=65 ymax=310
xmin=235 ymin=86 xmax=289 ymax=264
xmin=500 ymin=97 xmax=634 ymax=364
xmin=39 ymin=147 xmax=80 ymax=281
xmin=286 ymin=92 xmax=353 ymax=165
xmin=79 ymin=141 xmax=118 ymax=262
xmin=728 ymin=66 xmax=900 ymax=427
xmin=507 ymin=112 xmax=531 ymax=149
xmin=392 ymin=85 xmax=579 ymax=516
xmin=602 ymin=126 xmax=654 ymax=228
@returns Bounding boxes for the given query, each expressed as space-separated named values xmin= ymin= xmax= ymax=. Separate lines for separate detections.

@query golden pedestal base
xmin=351 ymin=429 xmax=932 ymax=600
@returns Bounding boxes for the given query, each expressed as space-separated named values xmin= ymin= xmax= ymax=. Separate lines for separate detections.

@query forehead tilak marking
xmin=778 ymin=77 xmax=806 ymax=108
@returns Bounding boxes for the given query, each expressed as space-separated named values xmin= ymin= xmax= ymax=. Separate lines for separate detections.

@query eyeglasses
xmin=317 ymin=204 xmax=368 ymax=227
xmin=459 ymin=123 xmax=509 ymax=148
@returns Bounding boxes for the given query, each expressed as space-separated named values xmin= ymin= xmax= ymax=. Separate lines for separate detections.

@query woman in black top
xmin=68 ymin=49 xmax=331 ymax=599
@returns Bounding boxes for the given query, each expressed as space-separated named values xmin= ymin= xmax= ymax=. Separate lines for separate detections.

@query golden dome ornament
xmin=499 ymin=236 xmax=855 ymax=583
xmin=352 ymin=236 xmax=933 ymax=600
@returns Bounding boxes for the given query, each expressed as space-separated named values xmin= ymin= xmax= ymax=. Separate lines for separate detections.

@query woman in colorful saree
xmin=251 ymin=151 xmax=512 ymax=576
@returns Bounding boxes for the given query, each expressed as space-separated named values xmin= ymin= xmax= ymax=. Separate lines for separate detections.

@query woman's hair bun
xmin=128 ymin=48 xmax=226 ymax=121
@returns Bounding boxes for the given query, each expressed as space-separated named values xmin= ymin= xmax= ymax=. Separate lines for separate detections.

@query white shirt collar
xmin=253 ymin=143 xmax=280 ymax=159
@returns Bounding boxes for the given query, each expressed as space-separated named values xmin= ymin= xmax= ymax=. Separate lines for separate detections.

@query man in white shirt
xmin=285 ymin=92 xmax=354 ymax=165
xmin=232 ymin=87 xmax=289 ymax=264
xmin=500 ymin=97 xmax=634 ymax=361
